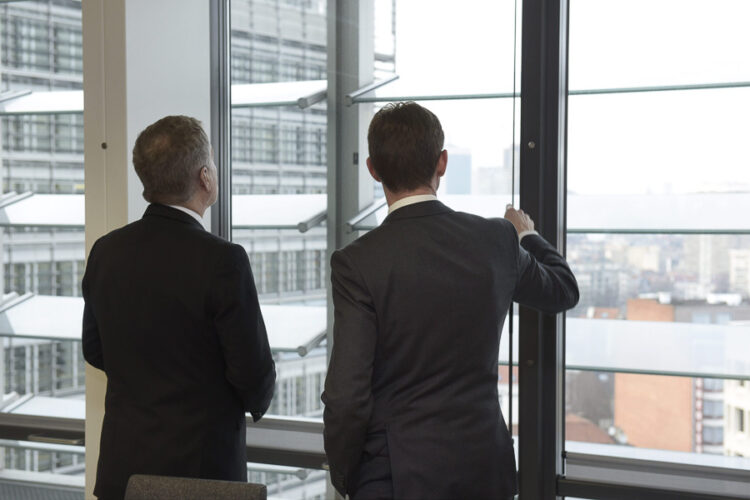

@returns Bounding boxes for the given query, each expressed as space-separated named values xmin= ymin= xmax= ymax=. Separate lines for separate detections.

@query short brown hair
xmin=132 ymin=115 xmax=211 ymax=204
xmin=367 ymin=102 xmax=444 ymax=193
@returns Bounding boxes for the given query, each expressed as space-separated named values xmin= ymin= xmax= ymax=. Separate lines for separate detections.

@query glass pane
xmin=567 ymin=372 xmax=750 ymax=466
xmin=566 ymin=233 xmax=750 ymax=462
xmin=566 ymin=0 xmax=750 ymax=471
xmin=229 ymin=0 xmax=330 ymax=433
xmin=567 ymin=89 xmax=750 ymax=199
xmin=569 ymin=0 xmax=750 ymax=89
xmin=0 ymin=0 xmax=85 ymax=487
xmin=371 ymin=0 xmax=520 ymax=97
xmin=247 ymin=464 xmax=326 ymax=499
xmin=0 ymin=440 xmax=84 ymax=475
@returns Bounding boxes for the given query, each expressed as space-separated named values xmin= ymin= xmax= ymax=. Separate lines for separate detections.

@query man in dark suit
xmin=82 ymin=115 xmax=276 ymax=499
xmin=322 ymin=102 xmax=579 ymax=500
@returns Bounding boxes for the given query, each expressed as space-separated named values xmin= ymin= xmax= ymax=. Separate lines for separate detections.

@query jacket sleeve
xmin=321 ymin=249 xmax=377 ymax=496
xmin=512 ymin=229 xmax=580 ymax=314
xmin=210 ymin=243 xmax=276 ymax=422
xmin=81 ymin=241 xmax=104 ymax=371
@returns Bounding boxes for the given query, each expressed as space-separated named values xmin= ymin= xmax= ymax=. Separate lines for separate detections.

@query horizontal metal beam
xmin=565 ymin=364 xmax=750 ymax=382
xmin=0 ymin=413 xmax=85 ymax=444
xmin=297 ymin=209 xmax=327 ymax=233
xmin=5 ymin=81 xmax=749 ymax=116
xmin=0 ymin=90 xmax=32 ymax=103
xmin=568 ymin=228 xmax=750 ymax=235
xmin=353 ymin=90 xmax=517 ymax=104
xmin=345 ymin=74 xmax=399 ymax=105
xmin=297 ymin=89 xmax=327 ymax=109
xmin=558 ymin=478 xmax=750 ymax=500
xmin=569 ymin=80 xmax=750 ymax=96
xmin=296 ymin=329 xmax=327 ymax=357
xmin=0 ymin=413 xmax=326 ymax=470
xmin=0 ymin=191 xmax=33 ymax=209
xmin=245 ymin=447 xmax=326 ymax=471
xmin=349 ymin=80 xmax=750 ymax=104
xmin=346 ymin=198 xmax=387 ymax=232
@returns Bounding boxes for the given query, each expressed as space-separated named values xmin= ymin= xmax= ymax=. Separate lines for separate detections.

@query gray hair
xmin=132 ymin=115 xmax=211 ymax=204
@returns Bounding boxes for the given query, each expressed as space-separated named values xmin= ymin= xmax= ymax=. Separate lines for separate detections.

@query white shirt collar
xmin=387 ymin=194 xmax=438 ymax=214
xmin=167 ymin=204 xmax=204 ymax=225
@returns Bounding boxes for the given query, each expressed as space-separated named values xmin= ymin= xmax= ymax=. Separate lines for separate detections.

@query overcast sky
xmin=377 ymin=0 xmax=750 ymax=195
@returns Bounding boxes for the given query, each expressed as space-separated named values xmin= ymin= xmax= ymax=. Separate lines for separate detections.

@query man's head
xmin=133 ymin=115 xmax=216 ymax=207
xmin=367 ymin=102 xmax=446 ymax=194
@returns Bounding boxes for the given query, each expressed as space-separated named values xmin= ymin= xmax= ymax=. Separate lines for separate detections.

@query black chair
xmin=124 ymin=474 xmax=267 ymax=500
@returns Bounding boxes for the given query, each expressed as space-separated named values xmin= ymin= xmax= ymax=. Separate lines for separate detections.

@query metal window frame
xmin=5 ymin=1 xmax=749 ymax=497
xmin=210 ymin=0 xmax=232 ymax=239
xmin=518 ymin=0 xmax=569 ymax=498
xmin=558 ymin=478 xmax=750 ymax=500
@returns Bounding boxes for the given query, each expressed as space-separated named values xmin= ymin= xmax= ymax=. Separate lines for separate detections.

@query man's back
xmin=83 ymin=204 xmax=275 ymax=499
xmin=323 ymin=200 xmax=578 ymax=499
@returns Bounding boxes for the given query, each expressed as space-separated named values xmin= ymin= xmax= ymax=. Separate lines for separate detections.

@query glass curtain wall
xmin=229 ymin=0 xmax=329 ymax=417
xmin=0 ymin=0 xmax=85 ymax=480
xmin=229 ymin=0 xmax=329 ymax=497
xmin=564 ymin=0 xmax=750 ymax=494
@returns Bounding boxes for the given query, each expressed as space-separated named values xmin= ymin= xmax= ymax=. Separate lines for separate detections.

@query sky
xmin=376 ymin=0 xmax=750 ymax=196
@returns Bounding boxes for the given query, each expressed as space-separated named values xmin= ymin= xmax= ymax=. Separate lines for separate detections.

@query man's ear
xmin=200 ymin=166 xmax=211 ymax=190
xmin=435 ymin=149 xmax=448 ymax=178
xmin=366 ymin=157 xmax=381 ymax=182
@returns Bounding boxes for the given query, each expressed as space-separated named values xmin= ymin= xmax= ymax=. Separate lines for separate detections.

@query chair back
xmin=124 ymin=474 xmax=267 ymax=500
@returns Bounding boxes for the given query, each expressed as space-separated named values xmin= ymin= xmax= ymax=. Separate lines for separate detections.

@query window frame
xmin=4 ymin=0 xmax=746 ymax=497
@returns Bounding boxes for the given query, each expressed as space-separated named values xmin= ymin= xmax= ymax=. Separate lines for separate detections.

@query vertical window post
xmin=326 ymin=0 xmax=375 ymax=354
xmin=210 ymin=0 xmax=232 ymax=239
xmin=518 ymin=0 xmax=569 ymax=498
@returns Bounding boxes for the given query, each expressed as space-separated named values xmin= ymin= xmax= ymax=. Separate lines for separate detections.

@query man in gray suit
xmin=322 ymin=102 xmax=579 ymax=499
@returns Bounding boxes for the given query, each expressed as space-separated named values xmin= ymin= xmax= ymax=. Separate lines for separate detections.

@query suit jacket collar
xmin=382 ymin=199 xmax=453 ymax=224
xmin=143 ymin=203 xmax=205 ymax=230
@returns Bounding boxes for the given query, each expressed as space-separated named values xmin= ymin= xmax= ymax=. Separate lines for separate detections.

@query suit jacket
xmin=82 ymin=204 xmax=276 ymax=500
xmin=322 ymin=200 xmax=578 ymax=499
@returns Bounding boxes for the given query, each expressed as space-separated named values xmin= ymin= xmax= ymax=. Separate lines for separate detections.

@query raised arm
xmin=505 ymin=206 xmax=579 ymax=313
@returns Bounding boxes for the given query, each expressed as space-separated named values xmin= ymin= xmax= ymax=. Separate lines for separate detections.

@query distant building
xmin=474 ymin=145 xmax=519 ymax=195
xmin=567 ymin=370 xmax=615 ymax=432
xmin=566 ymin=413 xmax=616 ymax=444
xmin=681 ymin=235 xmax=744 ymax=295
xmin=729 ymin=249 xmax=750 ymax=298
xmin=724 ymin=380 xmax=750 ymax=457
xmin=444 ymin=147 xmax=471 ymax=194
xmin=474 ymin=165 xmax=507 ymax=195
xmin=612 ymin=298 xmax=750 ymax=455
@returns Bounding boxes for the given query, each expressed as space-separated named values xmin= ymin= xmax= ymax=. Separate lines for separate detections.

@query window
xmin=0 ymin=0 xmax=85 ymax=487
xmin=703 ymin=400 xmax=723 ymax=419
xmin=702 ymin=426 xmax=724 ymax=445
xmin=564 ymin=0 xmax=750 ymax=492
xmin=738 ymin=409 xmax=746 ymax=433
xmin=229 ymin=2 xmax=329 ymax=494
